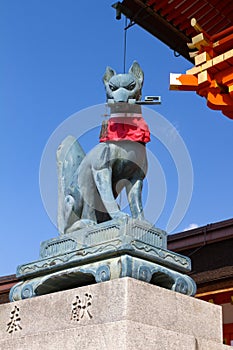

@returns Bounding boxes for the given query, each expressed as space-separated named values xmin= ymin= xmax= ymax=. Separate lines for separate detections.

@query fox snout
xmin=108 ymin=86 xmax=134 ymax=102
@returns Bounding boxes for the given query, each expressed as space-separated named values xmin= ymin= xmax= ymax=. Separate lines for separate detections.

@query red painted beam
xmin=160 ymin=0 xmax=182 ymax=17
xmin=151 ymin=0 xmax=169 ymax=12
xmin=173 ymin=3 xmax=209 ymax=28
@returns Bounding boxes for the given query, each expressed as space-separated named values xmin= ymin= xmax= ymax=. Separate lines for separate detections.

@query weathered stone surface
xmin=0 ymin=321 xmax=197 ymax=350
xmin=126 ymin=278 xmax=222 ymax=343
xmin=1 ymin=278 xmax=230 ymax=349
xmin=197 ymin=340 xmax=231 ymax=350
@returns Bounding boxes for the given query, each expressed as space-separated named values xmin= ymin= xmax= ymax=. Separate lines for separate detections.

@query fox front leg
xmin=92 ymin=167 xmax=128 ymax=220
xmin=126 ymin=178 xmax=145 ymax=220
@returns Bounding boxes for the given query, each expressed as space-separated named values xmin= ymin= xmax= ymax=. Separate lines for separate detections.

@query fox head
xmin=103 ymin=61 xmax=144 ymax=103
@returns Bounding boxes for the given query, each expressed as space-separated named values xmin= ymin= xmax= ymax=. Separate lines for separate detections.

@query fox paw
xmin=66 ymin=219 xmax=97 ymax=233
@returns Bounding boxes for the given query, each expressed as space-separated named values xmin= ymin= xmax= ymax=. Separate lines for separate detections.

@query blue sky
xmin=1 ymin=1 xmax=232 ymax=277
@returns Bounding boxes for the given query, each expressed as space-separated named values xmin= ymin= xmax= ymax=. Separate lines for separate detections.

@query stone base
xmin=10 ymin=218 xmax=196 ymax=300
xmin=0 ymin=278 xmax=231 ymax=349
xmin=10 ymin=255 xmax=196 ymax=301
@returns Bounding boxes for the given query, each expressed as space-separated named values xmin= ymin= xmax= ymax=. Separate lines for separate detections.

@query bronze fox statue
xmin=57 ymin=62 xmax=150 ymax=234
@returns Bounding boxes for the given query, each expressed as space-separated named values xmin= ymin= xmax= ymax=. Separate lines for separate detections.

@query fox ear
xmin=103 ymin=66 xmax=116 ymax=85
xmin=129 ymin=61 xmax=144 ymax=87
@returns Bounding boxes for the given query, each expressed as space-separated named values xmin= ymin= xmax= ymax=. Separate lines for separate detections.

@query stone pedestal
xmin=0 ymin=278 xmax=231 ymax=349
xmin=10 ymin=218 xmax=196 ymax=300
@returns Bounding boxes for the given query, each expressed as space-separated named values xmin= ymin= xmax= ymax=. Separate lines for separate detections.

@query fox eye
xmin=109 ymin=84 xmax=118 ymax=91
xmin=127 ymin=82 xmax=136 ymax=91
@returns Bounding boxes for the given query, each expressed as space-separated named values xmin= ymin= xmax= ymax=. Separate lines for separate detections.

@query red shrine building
xmin=117 ymin=0 xmax=233 ymax=119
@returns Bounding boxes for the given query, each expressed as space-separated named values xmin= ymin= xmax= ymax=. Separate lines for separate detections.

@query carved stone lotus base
xmin=10 ymin=218 xmax=196 ymax=301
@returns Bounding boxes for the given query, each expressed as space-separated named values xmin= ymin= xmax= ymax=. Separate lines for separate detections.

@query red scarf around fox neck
xmin=99 ymin=103 xmax=150 ymax=143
